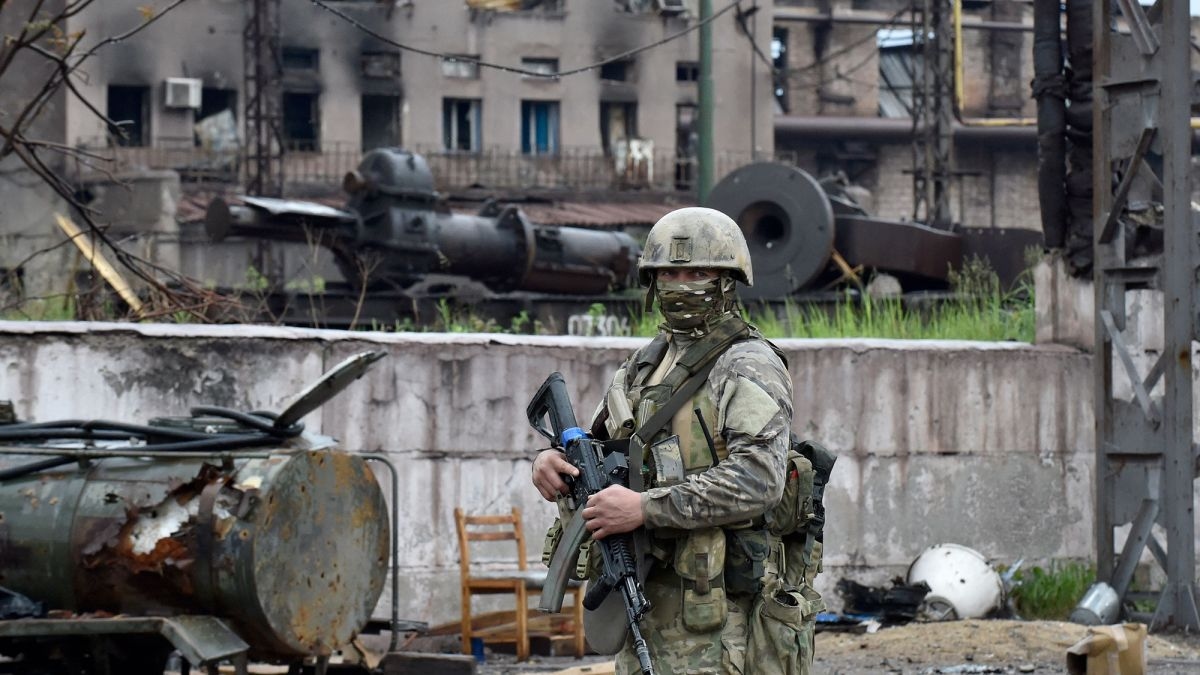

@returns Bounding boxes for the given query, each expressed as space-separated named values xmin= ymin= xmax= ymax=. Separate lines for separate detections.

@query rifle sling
xmin=627 ymin=316 xmax=752 ymax=492
xmin=629 ymin=357 xmax=716 ymax=492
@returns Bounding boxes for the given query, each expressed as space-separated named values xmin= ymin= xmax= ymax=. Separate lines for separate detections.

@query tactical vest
xmin=603 ymin=315 xmax=833 ymax=596
xmin=601 ymin=315 xmax=778 ymax=602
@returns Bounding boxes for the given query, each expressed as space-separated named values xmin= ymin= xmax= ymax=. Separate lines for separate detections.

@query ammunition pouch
xmin=541 ymin=516 xmax=591 ymax=581
xmin=764 ymin=447 xmax=815 ymax=539
xmin=674 ymin=526 xmax=728 ymax=632
xmin=746 ymin=576 xmax=822 ymax=675
xmin=647 ymin=434 xmax=686 ymax=488
xmin=725 ymin=527 xmax=775 ymax=596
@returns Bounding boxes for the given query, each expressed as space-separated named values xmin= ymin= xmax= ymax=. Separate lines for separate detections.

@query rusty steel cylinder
xmin=0 ymin=449 xmax=388 ymax=658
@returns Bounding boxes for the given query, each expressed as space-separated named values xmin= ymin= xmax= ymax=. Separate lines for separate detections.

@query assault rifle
xmin=527 ymin=372 xmax=655 ymax=675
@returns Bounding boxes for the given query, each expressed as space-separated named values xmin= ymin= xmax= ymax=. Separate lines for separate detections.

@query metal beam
xmin=1094 ymin=0 xmax=1199 ymax=630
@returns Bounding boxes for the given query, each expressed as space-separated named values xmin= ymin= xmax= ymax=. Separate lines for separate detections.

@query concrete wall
xmin=0 ymin=321 xmax=1105 ymax=626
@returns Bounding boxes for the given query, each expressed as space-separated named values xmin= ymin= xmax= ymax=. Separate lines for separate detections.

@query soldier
xmin=532 ymin=207 xmax=820 ymax=675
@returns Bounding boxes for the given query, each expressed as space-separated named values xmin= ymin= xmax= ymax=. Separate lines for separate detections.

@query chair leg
xmin=516 ymin=585 xmax=529 ymax=662
xmin=572 ymin=586 xmax=585 ymax=658
xmin=460 ymin=588 xmax=472 ymax=656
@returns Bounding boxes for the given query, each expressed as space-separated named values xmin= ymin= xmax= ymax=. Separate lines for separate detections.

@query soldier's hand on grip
xmin=582 ymin=485 xmax=644 ymax=539
xmin=532 ymin=449 xmax=578 ymax=501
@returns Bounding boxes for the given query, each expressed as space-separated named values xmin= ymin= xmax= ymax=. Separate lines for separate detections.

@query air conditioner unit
xmin=655 ymin=0 xmax=687 ymax=14
xmin=164 ymin=77 xmax=202 ymax=109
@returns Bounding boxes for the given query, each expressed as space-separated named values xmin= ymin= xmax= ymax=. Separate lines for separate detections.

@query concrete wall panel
xmin=0 ymin=321 xmax=1112 ymax=626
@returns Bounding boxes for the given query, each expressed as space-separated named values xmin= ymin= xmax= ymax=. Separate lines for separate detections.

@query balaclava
xmin=650 ymin=272 xmax=739 ymax=335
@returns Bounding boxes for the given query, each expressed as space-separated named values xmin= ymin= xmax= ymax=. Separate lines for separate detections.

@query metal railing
xmin=73 ymin=137 xmax=802 ymax=194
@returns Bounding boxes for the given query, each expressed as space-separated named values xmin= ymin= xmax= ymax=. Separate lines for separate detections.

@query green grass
xmin=627 ymin=256 xmax=1035 ymax=342
xmin=2 ymin=257 xmax=1036 ymax=341
xmin=1007 ymin=561 xmax=1095 ymax=620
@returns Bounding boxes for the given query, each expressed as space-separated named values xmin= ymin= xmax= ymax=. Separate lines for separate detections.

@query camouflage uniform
xmin=602 ymin=327 xmax=799 ymax=674
xmin=579 ymin=207 xmax=819 ymax=674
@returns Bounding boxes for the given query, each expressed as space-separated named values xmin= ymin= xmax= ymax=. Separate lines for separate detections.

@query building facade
xmin=61 ymin=0 xmax=776 ymax=192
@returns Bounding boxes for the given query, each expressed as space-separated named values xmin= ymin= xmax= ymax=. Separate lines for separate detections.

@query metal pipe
xmin=954 ymin=0 xmax=1037 ymax=127
xmin=363 ymin=455 xmax=402 ymax=653
xmin=1032 ymin=0 xmax=1068 ymax=248
xmin=774 ymin=115 xmax=1038 ymax=144
xmin=773 ymin=7 xmax=1033 ymax=32
xmin=698 ymin=0 xmax=714 ymax=202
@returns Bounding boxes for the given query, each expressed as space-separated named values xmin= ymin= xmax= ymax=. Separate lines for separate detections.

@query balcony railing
xmin=73 ymin=137 xmax=801 ymax=195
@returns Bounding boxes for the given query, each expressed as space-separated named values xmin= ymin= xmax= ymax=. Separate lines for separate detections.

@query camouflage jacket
xmin=600 ymin=328 xmax=794 ymax=532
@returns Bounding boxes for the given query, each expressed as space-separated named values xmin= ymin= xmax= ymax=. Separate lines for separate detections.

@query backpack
xmin=764 ymin=434 xmax=837 ymax=588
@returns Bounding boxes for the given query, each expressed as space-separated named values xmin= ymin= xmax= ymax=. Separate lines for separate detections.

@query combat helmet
xmin=637 ymin=207 xmax=753 ymax=286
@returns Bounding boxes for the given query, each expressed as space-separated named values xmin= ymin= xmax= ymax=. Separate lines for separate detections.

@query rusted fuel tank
xmin=0 ymin=447 xmax=388 ymax=658
xmin=0 ymin=352 xmax=394 ymax=673
xmin=206 ymin=149 xmax=639 ymax=294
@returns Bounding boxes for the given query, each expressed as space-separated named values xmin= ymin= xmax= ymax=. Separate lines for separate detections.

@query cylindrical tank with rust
xmin=0 ymin=448 xmax=388 ymax=658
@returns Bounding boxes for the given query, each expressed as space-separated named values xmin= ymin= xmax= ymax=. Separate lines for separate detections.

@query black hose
xmin=190 ymin=406 xmax=304 ymax=438
xmin=0 ymin=405 xmax=304 ymax=482
xmin=1033 ymin=0 xmax=1067 ymax=249
xmin=0 ymin=457 xmax=77 ymax=481
xmin=0 ymin=429 xmax=140 ymax=441
xmin=80 ymin=420 xmax=215 ymax=440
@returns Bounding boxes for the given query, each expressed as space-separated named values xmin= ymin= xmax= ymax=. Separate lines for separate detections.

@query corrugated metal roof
xmin=177 ymin=190 xmax=675 ymax=229
xmin=513 ymin=201 xmax=677 ymax=228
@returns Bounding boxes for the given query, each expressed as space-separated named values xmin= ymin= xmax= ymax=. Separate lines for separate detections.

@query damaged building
xmin=0 ymin=0 xmax=1046 ymax=311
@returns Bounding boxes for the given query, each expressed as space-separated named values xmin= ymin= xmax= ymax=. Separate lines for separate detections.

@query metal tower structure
xmin=243 ymin=0 xmax=284 ymax=197
xmin=909 ymin=0 xmax=954 ymax=229
xmin=1093 ymin=0 xmax=1199 ymax=629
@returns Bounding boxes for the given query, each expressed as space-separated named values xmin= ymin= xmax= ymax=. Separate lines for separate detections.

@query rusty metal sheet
xmin=834 ymin=216 xmax=963 ymax=281
xmin=0 ymin=615 xmax=248 ymax=666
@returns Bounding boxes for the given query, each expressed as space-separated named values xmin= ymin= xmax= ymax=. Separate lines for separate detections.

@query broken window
xmin=283 ymin=92 xmax=320 ymax=151
xmin=521 ymin=57 xmax=559 ymax=78
xmin=199 ymin=88 xmax=237 ymax=121
xmin=772 ymin=27 xmax=789 ymax=113
xmin=282 ymin=47 xmax=319 ymax=72
xmin=195 ymin=88 xmax=238 ymax=149
xmin=675 ymin=103 xmax=698 ymax=190
xmin=442 ymin=55 xmax=480 ymax=79
xmin=878 ymin=28 xmax=918 ymax=118
xmin=443 ymin=98 xmax=481 ymax=152
xmin=362 ymin=95 xmax=401 ymax=151
xmin=362 ymin=51 xmax=401 ymax=80
xmin=599 ymin=60 xmax=633 ymax=82
xmin=675 ymin=61 xmax=699 ymax=82
xmin=521 ymin=100 xmax=559 ymax=155
xmin=600 ymin=101 xmax=637 ymax=156
xmin=107 ymin=85 xmax=150 ymax=147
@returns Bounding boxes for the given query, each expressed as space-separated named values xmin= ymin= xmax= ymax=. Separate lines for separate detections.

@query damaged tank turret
xmin=206 ymin=149 xmax=640 ymax=295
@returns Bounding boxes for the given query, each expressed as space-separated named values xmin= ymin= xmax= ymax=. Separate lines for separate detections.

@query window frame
xmin=520 ymin=99 xmax=560 ymax=155
xmin=443 ymin=97 xmax=483 ymax=152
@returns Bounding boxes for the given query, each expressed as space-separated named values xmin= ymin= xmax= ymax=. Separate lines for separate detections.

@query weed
xmin=1008 ymin=561 xmax=1094 ymax=620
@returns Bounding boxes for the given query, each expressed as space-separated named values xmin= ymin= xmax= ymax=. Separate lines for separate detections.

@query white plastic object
xmin=906 ymin=543 xmax=1004 ymax=620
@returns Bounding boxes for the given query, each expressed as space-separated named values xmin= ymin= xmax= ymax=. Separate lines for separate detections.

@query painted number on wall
xmin=567 ymin=314 xmax=631 ymax=337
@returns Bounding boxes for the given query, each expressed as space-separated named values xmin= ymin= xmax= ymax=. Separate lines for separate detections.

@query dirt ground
xmin=473 ymin=619 xmax=1200 ymax=674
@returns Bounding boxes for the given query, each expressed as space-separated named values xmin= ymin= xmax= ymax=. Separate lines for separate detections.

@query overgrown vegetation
xmin=4 ymin=256 xmax=1037 ymax=342
xmin=1007 ymin=562 xmax=1095 ymax=620
xmin=630 ymin=255 xmax=1035 ymax=342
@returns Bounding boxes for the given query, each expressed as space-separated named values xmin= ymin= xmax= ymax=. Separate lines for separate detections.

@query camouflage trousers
xmin=615 ymin=567 xmax=816 ymax=675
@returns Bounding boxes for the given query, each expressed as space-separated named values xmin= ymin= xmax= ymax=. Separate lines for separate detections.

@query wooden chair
xmin=454 ymin=506 xmax=585 ymax=661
